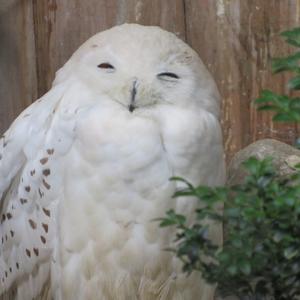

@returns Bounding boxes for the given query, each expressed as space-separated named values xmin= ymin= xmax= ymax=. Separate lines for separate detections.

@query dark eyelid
xmin=158 ymin=72 xmax=180 ymax=79
xmin=98 ymin=63 xmax=115 ymax=69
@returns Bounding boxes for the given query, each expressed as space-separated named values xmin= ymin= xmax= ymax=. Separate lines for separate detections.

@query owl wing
xmin=0 ymin=83 xmax=68 ymax=200
xmin=0 ymin=83 xmax=76 ymax=299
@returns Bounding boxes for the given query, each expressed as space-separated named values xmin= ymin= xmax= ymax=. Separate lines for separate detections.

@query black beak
xmin=129 ymin=80 xmax=137 ymax=112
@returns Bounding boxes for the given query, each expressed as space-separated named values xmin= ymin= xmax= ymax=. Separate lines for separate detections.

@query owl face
xmin=54 ymin=24 xmax=220 ymax=116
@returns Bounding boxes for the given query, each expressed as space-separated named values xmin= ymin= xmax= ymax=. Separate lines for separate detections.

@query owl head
xmin=54 ymin=24 xmax=220 ymax=117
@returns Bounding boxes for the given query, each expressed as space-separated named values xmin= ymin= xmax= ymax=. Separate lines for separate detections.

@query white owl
xmin=0 ymin=24 xmax=225 ymax=300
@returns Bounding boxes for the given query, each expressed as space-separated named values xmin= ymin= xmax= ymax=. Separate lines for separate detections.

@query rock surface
xmin=227 ymin=139 xmax=300 ymax=186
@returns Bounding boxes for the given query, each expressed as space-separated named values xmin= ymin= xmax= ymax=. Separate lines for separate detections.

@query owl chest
xmin=61 ymin=106 xmax=205 ymax=224
xmin=62 ymin=110 xmax=175 ymax=234
xmin=57 ymin=107 xmax=207 ymax=296
xmin=59 ymin=111 xmax=176 ymax=276
xmin=69 ymin=110 xmax=172 ymax=195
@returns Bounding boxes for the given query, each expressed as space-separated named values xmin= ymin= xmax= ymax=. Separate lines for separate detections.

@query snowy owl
xmin=0 ymin=24 xmax=224 ymax=300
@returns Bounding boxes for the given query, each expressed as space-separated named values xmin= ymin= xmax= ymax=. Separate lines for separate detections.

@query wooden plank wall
xmin=1 ymin=0 xmax=300 ymax=162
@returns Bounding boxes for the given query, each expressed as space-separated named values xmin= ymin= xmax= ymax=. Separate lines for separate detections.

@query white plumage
xmin=0 ymin=24 xmax=224 ymax=300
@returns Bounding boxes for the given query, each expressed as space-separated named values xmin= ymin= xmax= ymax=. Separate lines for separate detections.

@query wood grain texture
xmin=1 ymin=1 xmax=300 ymax=159
xmin=185 ymin=0 xmax=300 ymax=162
xmin=0 ymin=0 xmax=37 ymax=135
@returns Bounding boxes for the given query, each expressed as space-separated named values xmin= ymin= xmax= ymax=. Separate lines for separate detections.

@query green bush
xmin=160 ymin=159 xmax=300 ymax=299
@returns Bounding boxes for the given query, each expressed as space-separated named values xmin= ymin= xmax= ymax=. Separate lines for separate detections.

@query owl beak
xmin=129 ymin=80 xmax=138 ymax=112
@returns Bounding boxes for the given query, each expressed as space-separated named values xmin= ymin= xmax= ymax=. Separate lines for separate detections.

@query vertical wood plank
xmin=0 ymin=0 xmax=37 ymax=134
xmin=185 ymin=0 xmax=300 ymax=162
xmin=32 ymin=0 xmax=186 ymax=97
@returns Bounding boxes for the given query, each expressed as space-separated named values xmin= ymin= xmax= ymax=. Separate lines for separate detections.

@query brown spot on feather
xmin=40 ymin=157 xmax=48 ymax=165
xmin=42 ymin=208 xmax=50 ymax=217
xmin=43 ymin=169 xmax=51 ymax=176
xmin=42 ymin=179 xmax=51 ymax=190
xmin=28 ymin=219 xmax=37 ymax=229
xmin=33 ymin=248 xmax=39 ymax=256
xmin=42 ymin=223 xmax=49 ymax=233
xmin=20 ymin=198 xmax=28 ymax=204
xmin=47 ymin=149 xmax=54 ymax=155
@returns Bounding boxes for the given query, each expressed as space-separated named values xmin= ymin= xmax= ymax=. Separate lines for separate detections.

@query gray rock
xmin=227 ymin=139 xmax=300 ymax=186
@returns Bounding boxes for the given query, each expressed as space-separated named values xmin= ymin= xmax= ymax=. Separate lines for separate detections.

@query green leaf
xmin=285 ymin=196 xmax=296 ymax=206
xmin=169 ymin=177 xmax=194 ymax=189
xmin=195 ymin=186 xmax=214 ymax=197
xmin=158 ymin=210 xmax=186 ymax=227
xmin=239 ymin=260 xmax=251 ymax=275
xmin=273 ymin=231 xmax=285 ymax=243
xmin=173 ymin=190 xmax=196 ymax=198
xmin=242 ymin=156 xmax=258 ymax=172
xmin=232 ymin=238 xmax=243 ymax=248
xmin=284 ymin=246 xmax=298 ymax=259
xmin=255 ymin=90 xmax=279 ymax=103
xmin=288 ymin=76 xmax=300 ymax=89
xmin=225 ymin=207 xmax=240 ymax=217
xmin=281 ymin=27 xmax=300 ymax=37
xmin=217 ymin=251 xmax=231 ymax=263
xmin=272 ymin=52 xmax=300 ymax=73
xmin=227 ymin=265 xmax=238 ymax=276
xmin=273 ymin=113 xmax=296 ymax=122
xmin=281 ymin=28 xmax=300 ymax=47
xmin=257 ymin=105 xmax=279 ymax=111
xmin=285 ymin=39 xmax=300 ymax=48
xmin=290 ymin=111 xmax=300 ymax=121
xmin=289 ymin=98 xmax=300 ymax=109
xmin=159 ymin=219 xmax=177 ymax=227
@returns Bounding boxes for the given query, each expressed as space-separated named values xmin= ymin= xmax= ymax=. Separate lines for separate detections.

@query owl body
xmin=0 ymin=24 xmax=224 ymax=299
